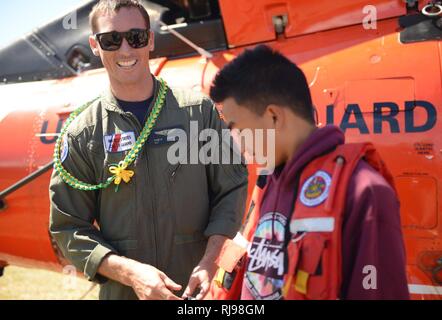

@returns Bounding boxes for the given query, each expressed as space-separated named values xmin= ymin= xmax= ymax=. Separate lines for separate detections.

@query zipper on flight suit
xmin=144 ymin=143 xmax=159 ymax=268
xmin=123 ymin=112 xmax=159 ymax=267
xmin=170 ymin=163 xmax=181 ymax=182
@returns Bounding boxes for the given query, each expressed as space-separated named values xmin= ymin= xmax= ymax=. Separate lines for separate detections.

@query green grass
xmin=0 ymin=265 xmax=99 ymax=300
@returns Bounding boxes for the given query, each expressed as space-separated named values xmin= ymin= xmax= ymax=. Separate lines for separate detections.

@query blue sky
xmin=0 ymin=0 xmax=86 ymax=48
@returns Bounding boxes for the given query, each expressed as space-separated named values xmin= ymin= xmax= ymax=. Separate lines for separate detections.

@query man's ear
xmin=148 ymin=30 xmax=155 ymax=52
xmin=265 ymin=104 xmax=284 ymax=129
xmin=89 ymin=35 xmax=100 ymax=56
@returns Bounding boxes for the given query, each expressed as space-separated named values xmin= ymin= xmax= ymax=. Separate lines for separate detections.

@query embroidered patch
xmin=60 ymin=135 xmax=69 ymax=163
xmin=147 ymin=126 xmax=184 ymax=146
xmin=103 ymin=131 xmax=136 ymax=153
xmin=299 ymin=170 xmax=331 ymax=207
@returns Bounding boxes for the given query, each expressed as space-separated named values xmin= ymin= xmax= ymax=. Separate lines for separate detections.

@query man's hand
xmin=182 ymin=259 xmax=218 ymax=300
xmin=128 ymin=262 xmax=183 ymax=300
xmin=182 ymin=235 xmax=228 ymax=300
xmin=98 ymin=254 xmax=183 ymax=300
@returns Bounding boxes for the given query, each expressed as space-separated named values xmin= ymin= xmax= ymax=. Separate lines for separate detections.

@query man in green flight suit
xmin=49 ymin=0 xmax=248 ymax=300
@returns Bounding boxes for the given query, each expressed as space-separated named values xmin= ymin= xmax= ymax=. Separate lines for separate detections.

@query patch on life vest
xmin=147 ymin=126 xmax=184 ymax=146
xmin=103 ymin=131 xmax=136 ymax=153
xmin=60 ymin=135 xmax=69 ymax=163
xmin=299 ymin=170 xmax=331 ymax=207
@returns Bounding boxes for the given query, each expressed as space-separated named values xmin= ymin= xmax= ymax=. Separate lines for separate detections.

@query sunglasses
xmin=95 ymin=28 xmax=150 ymax=51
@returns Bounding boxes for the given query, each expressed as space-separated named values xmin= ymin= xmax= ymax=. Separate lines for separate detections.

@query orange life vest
xmin=206 ymin=142 xmax=396 ymax=300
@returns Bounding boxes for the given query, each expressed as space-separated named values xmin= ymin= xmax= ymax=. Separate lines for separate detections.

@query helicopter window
xmin=150 ymin=0 xmax=220 ymax=24
xmin=185 ymin=0 xmax=212 ymax=20
xmin=66 ymin=45 xmax=92 ymax=73
xmin=147 ymin=0 xmax=226 ymax=59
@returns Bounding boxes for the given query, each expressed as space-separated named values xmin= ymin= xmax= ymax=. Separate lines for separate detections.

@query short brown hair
xmin=89 ymin=0 xmax=151 ymax=34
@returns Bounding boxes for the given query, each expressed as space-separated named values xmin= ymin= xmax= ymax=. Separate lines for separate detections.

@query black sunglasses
xmin=95 ymin=28 xmax=150 ymax=51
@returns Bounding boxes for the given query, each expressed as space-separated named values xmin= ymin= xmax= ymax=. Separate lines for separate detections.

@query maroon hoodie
xmin=241 ymin=125 xmax=410 ymax=300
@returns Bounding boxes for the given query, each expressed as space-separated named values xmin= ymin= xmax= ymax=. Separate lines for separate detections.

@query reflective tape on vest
xmin=290 ymin=217 xmax=335 ymax=234
xmin=408 ymin=284 xmax=442 ymax=295
xmin=232 ymin=232 xmax=249 ymax=249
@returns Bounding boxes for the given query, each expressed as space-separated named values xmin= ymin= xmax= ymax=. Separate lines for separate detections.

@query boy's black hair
xmin=210 ymin=45 xmax=315 ymax=123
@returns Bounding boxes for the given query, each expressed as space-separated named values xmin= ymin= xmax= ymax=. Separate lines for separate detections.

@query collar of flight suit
xmin=99 ymin=75 xmax=161 ymax=115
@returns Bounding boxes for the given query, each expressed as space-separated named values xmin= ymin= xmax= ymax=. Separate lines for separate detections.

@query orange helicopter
xmin=0 ymin=0 xmax=441 ymax=300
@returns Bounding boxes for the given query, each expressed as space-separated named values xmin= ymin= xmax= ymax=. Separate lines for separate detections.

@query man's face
xmin=222 ymin=97 xmax=279 ymax=169
xmin=89 ymin=7 xmax=154 ymax=85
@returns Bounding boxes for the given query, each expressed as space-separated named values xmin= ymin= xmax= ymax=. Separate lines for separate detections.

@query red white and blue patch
xmin=299 ymin=170 xmax=332 ymax=207
xmin=103 ymin=131 xmax=136 ymax=153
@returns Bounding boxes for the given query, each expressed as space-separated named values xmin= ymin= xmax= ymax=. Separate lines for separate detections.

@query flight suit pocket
xmin=165 ymin=162 xmax=210 ymax=235
xmin=167 ymin=232 xmax=208 ymax=289
xmin=95 ymin=152 xmax=138 ymax=242
xmin=174 ymin=231 xmax=207 ymax=267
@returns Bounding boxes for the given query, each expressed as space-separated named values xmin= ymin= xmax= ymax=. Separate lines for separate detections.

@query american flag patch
xmin=103 ymin=131 xmax=136 ymax=153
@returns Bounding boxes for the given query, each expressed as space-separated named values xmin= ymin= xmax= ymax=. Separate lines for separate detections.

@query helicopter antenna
xmin=158 ymin=21 xmax=213 ymax=59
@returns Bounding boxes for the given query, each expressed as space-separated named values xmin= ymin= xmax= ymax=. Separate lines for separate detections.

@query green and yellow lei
xmin=53 ymin=78 xmax=168 ymax=192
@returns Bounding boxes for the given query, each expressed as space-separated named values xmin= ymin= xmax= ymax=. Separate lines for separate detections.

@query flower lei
xmin=53 ymin=78 xmax=168 ymax=192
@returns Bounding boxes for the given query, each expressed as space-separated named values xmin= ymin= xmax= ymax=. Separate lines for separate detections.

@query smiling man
xmin=49 ymin=0 xmax=247 ymax=300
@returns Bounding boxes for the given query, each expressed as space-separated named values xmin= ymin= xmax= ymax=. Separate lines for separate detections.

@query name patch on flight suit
xmin=147 ymin=126 xmax=184 ymax=146
xmin=103 ymin=131 xmax=136 ymax=153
